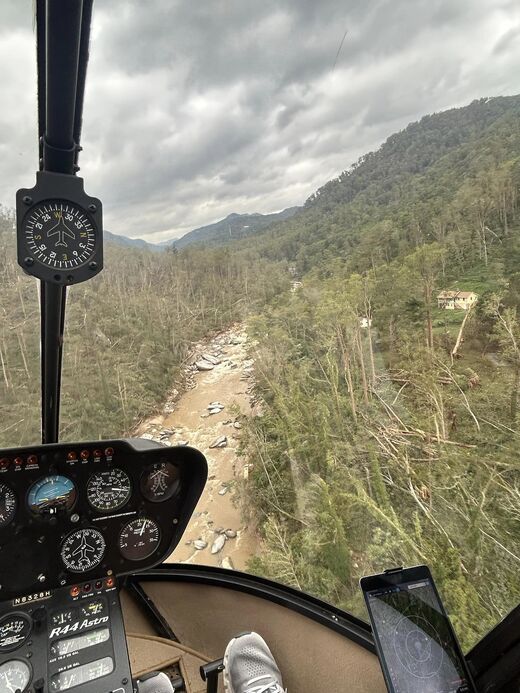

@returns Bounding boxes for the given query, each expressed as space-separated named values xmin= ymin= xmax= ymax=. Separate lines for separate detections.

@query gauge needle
xmin=139 ymin=521 xmax=147 ymax=536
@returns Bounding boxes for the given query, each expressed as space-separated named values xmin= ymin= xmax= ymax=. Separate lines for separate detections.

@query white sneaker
xmin=223 ymin=631 xmax=286 ymax=693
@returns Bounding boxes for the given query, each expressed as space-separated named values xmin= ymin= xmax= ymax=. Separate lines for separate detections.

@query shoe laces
xmin=244 ymin=674 xmax=286 ymax=693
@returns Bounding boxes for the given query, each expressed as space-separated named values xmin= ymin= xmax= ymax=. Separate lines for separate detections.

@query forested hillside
xmin=238 ymin=96 xmax=520 ymax=648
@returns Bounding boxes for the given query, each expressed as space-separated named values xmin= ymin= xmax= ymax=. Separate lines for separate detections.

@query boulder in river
xmin=210 ymin=436 xmax=228 ymax=449
xmin=211 ymin=534 xmax=226 ymax=554
xmin=196 ymin=360 xmax=214 ymax=371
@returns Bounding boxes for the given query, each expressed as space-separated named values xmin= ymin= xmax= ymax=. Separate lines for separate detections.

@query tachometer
xmin=140 ymin=461 xmax=181 ymax=502
xmin=28 ymin=475 xmax=76 ymax=515
xmin=0 ymin=482 xmax=16 ymax=528
xmin=119 ymin=518 xmax=161 ymax=561
xmin=0 ymin=613 xmax=31 ymax=653
xmin=0 ymin=660 xmax=31 ymax=692
xmin=60 ymin=528 xmax=106 ymax=573
xmin=87 ymin=468 xmax=132 ymax=513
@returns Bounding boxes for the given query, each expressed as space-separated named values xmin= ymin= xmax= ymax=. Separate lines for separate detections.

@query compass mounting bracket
xmin=16 ymin=170 xmax=103 ymax=286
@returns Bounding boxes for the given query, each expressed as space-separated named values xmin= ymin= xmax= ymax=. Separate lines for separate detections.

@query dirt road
xmin=136 ymin=325 xmax=258 ymax=570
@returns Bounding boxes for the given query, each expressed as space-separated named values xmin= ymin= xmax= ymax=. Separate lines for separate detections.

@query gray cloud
xmin=0 ymin=0 xmax=519 ymax=242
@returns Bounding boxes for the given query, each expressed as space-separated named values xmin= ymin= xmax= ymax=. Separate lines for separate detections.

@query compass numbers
xmin=119 ymin=518 xmax=161 ymax=561
xmin=140 ymin=461 xmax=181 ymax=502
xmin=87 ymin=468 xmax=132 ymax=513
xmin=24 ymin=201 xmax=96 ymax=269
xmin=0 ymin=482 xmax=16 ymax=528
xmin=61 ymin=528 xmax=106 ymax=573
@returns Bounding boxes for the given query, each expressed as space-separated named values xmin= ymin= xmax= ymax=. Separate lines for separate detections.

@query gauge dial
xmin=0 ymin=660 xmax=31 ymax=692
xmin=140 ymin=461 xmax=181 ymax=502
xmin=87 ymin=468 xmax=132 ymax=513
xmin=0 ymin=613 xmax=31 ymax=653
xmin=61 ymin=528 xmax=106 ymax=573
xmin=28 ymin=475 xmax=76 ymax=515
xmin=119 ymin=518 xmax=161 ymax=561
xmin=0 ymin=483 xmax=16 ymax=528
xmin=22 ymin=200 xmax=96 ymax=269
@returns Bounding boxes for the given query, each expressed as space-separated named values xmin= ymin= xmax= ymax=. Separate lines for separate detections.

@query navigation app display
xmin=366 ymin=579 xmax=472 ymax=693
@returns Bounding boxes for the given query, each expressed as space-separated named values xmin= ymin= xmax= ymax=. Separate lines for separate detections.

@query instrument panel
xmin=0 ymin=438 xmax=207 ymax=601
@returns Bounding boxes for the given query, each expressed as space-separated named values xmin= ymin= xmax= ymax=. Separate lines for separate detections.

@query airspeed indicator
xmin=87 ymin=468 xmax=132 ymax=513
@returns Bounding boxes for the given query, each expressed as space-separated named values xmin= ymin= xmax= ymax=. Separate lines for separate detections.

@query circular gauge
xmin=61 ymin=528 xmax=106 ymax=573
xmin=0 ymin=613 xmax=32 ymax=653
xmin=0 ymin=482 xmax=16 ymax=528
xmin=140 ymin=461 xmax=181 ymax=502
xmin=0 ymin=660 xmax=31 ymax=692
xmin=119 ymin=518 xmax=161 ymax=561
xmin=87 ymin=468 xmax=132 ymax=513
xmin=22 ymin=200 xmax=96 ymax=269
xmin=28 ymin=475 xmax=76 ymax=515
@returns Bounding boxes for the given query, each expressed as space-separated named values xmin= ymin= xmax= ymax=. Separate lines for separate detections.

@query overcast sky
xmin=1 ymin=0 xmax=520 ymax=242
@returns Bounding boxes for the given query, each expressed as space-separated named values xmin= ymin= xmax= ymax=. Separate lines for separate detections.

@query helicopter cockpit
xmin=0 ymin=2 xmax=519 ymax=692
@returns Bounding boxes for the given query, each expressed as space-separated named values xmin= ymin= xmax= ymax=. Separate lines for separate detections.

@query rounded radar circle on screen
xmin=393 ymin=615 xmax=443 ymax=679
xmin=140 ymin=461 xmax=181 ymax=502
xmin=61 ymin=528 xmax=106 ymax=573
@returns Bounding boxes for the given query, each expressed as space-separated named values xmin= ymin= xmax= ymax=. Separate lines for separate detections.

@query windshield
xmin=1 ymin=0 xmax=519 ymax=654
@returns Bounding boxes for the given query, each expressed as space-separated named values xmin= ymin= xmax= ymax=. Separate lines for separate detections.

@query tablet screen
xmin=365 ymin=578 xmax=473 ymax=693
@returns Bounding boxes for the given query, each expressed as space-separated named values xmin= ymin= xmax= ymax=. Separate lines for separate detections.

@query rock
xmin=233 ymin=421 xmax=242 ymax=429
xmin=218 ymin=486 xmax=229 ymax=496
xmin=225 ymin=529 xmax=237 ymax=539
xmin=221 ymin=557 xmax=235 ymax=570
xmin=202 ymin=353 xmax=221 ymax=365
xmin=140 ymin=433 xmax=154 ymax=440
xmin=209 ymin=436 xmax=228 ymax=449
xmin=214 ymin=527 xmax=224 ymax=534
xmin=175 ymin=440 xmax=189 ymax=446
xmin=194 ymin=540 xmax=208 ymax=550
xmin=196 ymin=360 xmax=214 ymax=371
xmin=211 ymin=534 xmax=226 ymax=554
xmin=208 ymin=408 xmax=223 ymax=415
xmin=208 ymin=474 xmax=216 ymax=480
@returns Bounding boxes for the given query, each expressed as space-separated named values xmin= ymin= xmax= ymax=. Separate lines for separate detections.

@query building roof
xmin=438 ymin=290 xmax=477 ymax=299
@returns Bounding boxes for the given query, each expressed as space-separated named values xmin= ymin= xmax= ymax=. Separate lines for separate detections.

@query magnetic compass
xmin=16 ymin=171 xmax=103 ymax=285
